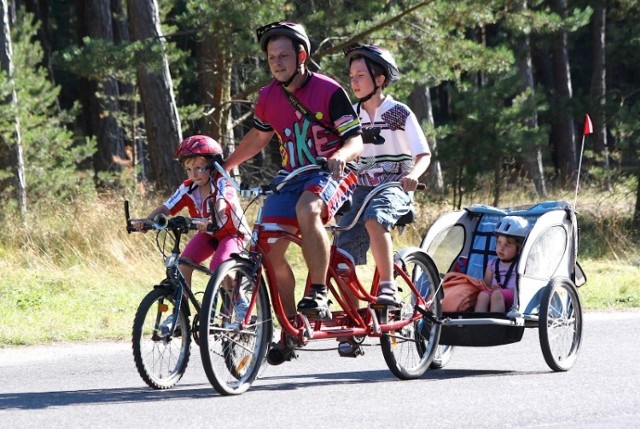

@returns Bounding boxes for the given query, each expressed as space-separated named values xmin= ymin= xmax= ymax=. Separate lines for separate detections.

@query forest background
xmin=0 ymin=0 xmax=638 ymax=346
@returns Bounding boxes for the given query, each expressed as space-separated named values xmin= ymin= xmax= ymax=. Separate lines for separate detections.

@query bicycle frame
xmin=125 ymin=202 xmax=211 ymax=338
xmin=198 ymin=163 xmax=441 ymax=393
xmin=230 ymin=169 xmax=431 ymax=346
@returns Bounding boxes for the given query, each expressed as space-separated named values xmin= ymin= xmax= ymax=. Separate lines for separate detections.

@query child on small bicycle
xmin=474 ymin=216 xmax=531 ymax=313
xmin=337 ymin=44 xmax=431 ymax=306
xmin=134 ymin=135 xmax=250 ymax=329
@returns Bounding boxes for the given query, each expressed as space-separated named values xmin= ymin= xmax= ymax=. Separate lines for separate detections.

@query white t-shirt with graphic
xmin=354 ymin=95 xmax=430 ymax=186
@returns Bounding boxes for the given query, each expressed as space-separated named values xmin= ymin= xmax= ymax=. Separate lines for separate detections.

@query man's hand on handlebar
xmin=327 ymin=152 xmax=347 ymax=180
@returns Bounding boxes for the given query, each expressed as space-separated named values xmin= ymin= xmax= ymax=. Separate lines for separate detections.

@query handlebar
xmin=235 ymin=158 xmax=426 ymax=199
xmin=124 ymin=201 xmax=213 ymax=234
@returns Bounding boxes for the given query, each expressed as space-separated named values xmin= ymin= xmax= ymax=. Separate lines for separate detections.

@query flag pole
xmin=574 ymin=114 xmax=593 ymax=210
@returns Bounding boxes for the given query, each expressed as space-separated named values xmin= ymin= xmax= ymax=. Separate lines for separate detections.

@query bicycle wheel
xmin=539 ymin=277 xmax=583 ymax=371
xmin=380 ymin=249 xmax=441 ymax=380
xmin=430 ymin=344 xmax=455 ymax=369
xmin=199 ymin=259 xmax=272 ymax=395
xmin=132 ymin=287 xmax=191 ymax=389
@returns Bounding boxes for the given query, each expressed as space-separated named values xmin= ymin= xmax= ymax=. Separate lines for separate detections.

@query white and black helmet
xmin=256 ymin=21 xmax=311 ymax=54
xmin=344 ymin=44 xmax=400 ymax=85
xmin=494 ymin=216 xmax=532 ymax=240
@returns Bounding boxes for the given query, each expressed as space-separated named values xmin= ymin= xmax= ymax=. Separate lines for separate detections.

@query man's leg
xmin=295 ymin=191 xmax=331 ymax=316
xmin=296 ymin=191 xmax=330 ymax=284
xmin=266 ymin=231 xmax=297 ymax=317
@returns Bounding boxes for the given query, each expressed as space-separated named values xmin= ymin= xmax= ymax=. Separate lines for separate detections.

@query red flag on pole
xmin=583 ymin=113 xmax=593 ymax=136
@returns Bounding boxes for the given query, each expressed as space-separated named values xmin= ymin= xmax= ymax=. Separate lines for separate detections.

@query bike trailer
xmin=420 ymin=200 xmax=586 ymax=352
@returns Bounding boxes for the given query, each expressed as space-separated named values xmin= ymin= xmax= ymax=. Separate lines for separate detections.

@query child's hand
xmin=196 ymin=219 xmax=212 ymax=232
xmin=132 ymin=220 xmax=148 ymax=233
xmin=400 ymin=175 xmax=419 ymax=192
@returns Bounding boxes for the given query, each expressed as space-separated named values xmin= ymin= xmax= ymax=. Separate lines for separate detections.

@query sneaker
xmin=158 ymin=313 xmax=180 ymax=337
xmin=337 ymin=340 xmax=364 ymax=358
xmin=375 ymin=282 xmax=400 ymax=305
xmin=266 ymin=341 xmax=297 ymax=366
xmin=224 ymin=296 xmax=250 ymax=330
xmin=297 ymin=285 xmax=331 ymax=319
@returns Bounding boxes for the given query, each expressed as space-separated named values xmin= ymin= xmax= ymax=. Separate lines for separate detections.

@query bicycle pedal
xmin=300 ymin=308 xmax=332 ymax=321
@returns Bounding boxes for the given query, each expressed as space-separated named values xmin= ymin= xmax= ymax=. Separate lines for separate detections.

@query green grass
xmin=1 ymin=185 xmax=639 ymax=347
xmin=579 ymin=258 xmax=640 ymax=309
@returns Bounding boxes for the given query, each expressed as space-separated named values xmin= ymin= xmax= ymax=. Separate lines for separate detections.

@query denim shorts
xmin=262 ymin=170 xmax=356 ymax=228
xmin=336 ymin=185 xmax=412 ymax=265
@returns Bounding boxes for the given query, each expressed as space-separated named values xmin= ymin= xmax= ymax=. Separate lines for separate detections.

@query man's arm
xmin=224 ymin=128 xmax=274 ymax=172
xmin=328 ymin=134 xmax=363 ymax=178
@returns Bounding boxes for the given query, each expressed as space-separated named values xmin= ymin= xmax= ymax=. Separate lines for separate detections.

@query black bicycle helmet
xmin=256 ymin=21 xmax=311 ymax=54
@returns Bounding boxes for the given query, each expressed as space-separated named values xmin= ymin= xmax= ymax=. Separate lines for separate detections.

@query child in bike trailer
xmin=224 ymin=22 xmax=362 ymax=336
xmin=474 ymin=216 xmax=532 ymax=313
xmin=134 ymin=135 xmax=251 ymax=331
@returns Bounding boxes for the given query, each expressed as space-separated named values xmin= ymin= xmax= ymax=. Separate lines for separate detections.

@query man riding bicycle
xmin=223 ymin=21 xmax=363 ymax=364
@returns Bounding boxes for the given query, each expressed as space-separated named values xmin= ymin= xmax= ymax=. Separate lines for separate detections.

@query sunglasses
xmin=256 ymin=21 xmax=289 ymax=42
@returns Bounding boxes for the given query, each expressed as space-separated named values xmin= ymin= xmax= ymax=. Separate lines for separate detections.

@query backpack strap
xmin=282 ymin=85 xmax=340 ymax=137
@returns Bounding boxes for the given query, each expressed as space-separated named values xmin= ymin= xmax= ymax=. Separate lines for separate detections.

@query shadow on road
xmin=0 ymin=366 xmax=549 ymax=410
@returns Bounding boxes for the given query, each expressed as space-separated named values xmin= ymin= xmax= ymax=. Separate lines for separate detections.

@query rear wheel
xmin=199 ymin=259 xmax=272 ymax=395
xmin=430 ymin=344 xmax=455 ymax=369
xmin=132 ymin=287 xmax=190 ymax=389
xmin=380 ymin=249 xmax=441 ymax=379
xmin=539 ymin=277 xmax=583 ymax=371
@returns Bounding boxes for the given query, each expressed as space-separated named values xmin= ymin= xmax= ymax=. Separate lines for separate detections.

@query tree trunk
xmin=513 ymin=0 xmax=546 ymax=197
xmin=24 ymin=0 xmax=57 ymax=96
xmin=590 ymin=2 xmax=611 ymax=189
xmin=127 ymin=0 xmax=182 ymax=191
xmin=85 ymin=0 xmax=126 ymax=183
xmin=635 ymin=168 xmax=640 ymax=231
xmin=196 ymin=31 xmax=233 ymax=150
xmin=0 ymin=0 xmax=26 ymax=217
xmin=409 ymin=84 xmax=443 ymax=193
xmin=551 ymin=0 xmax=577 ymax=185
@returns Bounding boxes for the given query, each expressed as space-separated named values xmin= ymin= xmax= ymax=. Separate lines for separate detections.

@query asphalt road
xmin=1 ymin=311 xmax=639 ymax=429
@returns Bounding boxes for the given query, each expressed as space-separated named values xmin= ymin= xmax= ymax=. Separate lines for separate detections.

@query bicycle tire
xmin=199 ymin=258 xmax=272 ymax=395
xmin=380 ymin=248 xmax=442 ymax=380
xmin=132 ymin=287 xmax=191 ymax=389
xmin=539 ymin=277 xmax=583 ymax=371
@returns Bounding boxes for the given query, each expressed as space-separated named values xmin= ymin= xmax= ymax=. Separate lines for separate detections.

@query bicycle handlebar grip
xmin=417 ymin=183 xmax=427 ymax=191
xmin=124 ymin=200 xmax=133 ymax=234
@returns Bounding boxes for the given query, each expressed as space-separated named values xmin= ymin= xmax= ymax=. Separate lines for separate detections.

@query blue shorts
xmin=336 ymin=185 xmax=412 ymax=265
xmin=262 ymin=170 xmax=356 ymax=228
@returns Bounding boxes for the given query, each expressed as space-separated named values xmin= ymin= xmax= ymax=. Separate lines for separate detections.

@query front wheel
xmin=132 ymin=287 xmax=191 ymax=389
xmin=539 ymin=277 xmax=583 ymax=371
xmin=199 ymin=259 xmax=272 ymax=395
xmin=380 ymin=249 xmax=442 ymax=380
